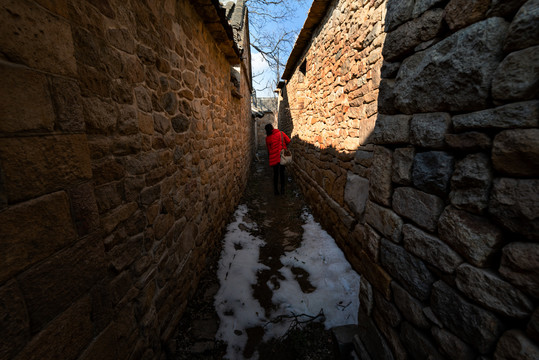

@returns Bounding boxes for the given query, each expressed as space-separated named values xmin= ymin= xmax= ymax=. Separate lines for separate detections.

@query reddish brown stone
xmin=0 ymin=191 xmax=77 ymax=283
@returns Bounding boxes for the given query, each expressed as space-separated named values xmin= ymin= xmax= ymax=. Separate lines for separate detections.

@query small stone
xmin=410 ymin=112 xmax=451 ymax=149
xmin=438 ymin=206 xmax=504 ymax=267
xmin=161 ymin=92 xmax=178 ymax=115
xmin=499 ymin=242 xmax=539 ymax=299
xmin=369 ymin=146 xmax=393 ymax=206
xmin=452 ymin=100 xmax=539 ymax=130
xmin=392 ymin=147 xmax=415 ymax=185
xmin=494 ymin=330 xmax=539 ymax=360
xmin=412 ymin=151 xmax=454 ymax=196
xmin=393 ymin=187 xmax=444 ymax=232
xmin=82 ymin=97 xmax=118 ymax=133
xmin=449 ymin=153 xmax=491 ymax=214
xmin=370 ymin=114 xmax=411 ymax=144
xmin=365 ymin=200 xmax=403 ymax=243
xmin=504 ymin=0 xmax=539 ymax=52
xmin=344 ymin=172 xmax=369 ymax=216
xmin=135 ymin=87 xmax=152 ymax=112
xmin=492 ymin=45 xmax=539 ymax=101
xmin=492 ymin=129 xmax=539 ymax=177
xmin=153 ymin=113 xmax=171 ymax=134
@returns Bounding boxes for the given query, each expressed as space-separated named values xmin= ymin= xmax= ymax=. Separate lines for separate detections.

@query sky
xmin=249 ymin=1 xmax=313 ymax=97
xmin=214 ymin=204 xmax=361 ymax=359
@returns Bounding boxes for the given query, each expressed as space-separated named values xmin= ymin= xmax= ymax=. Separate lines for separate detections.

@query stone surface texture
xmin=0 ymin=0 xmax=253 ymax=359
xmin=277 ymin=0 xmax=539 ymax=358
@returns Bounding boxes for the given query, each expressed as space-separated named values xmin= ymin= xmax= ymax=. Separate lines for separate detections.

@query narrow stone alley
xmin=173 ymin=154 xmax=359 ymax=359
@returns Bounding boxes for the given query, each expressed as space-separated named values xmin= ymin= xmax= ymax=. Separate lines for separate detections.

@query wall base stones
xmin=279 ymin=0 xmax=539 ymax=358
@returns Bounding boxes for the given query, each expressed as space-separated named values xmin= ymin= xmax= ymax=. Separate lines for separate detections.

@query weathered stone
xmin=362 ymin=225 xmax=381 ymax=263
xmin=504 ymin=0 xmax=539 ymax=52
xmin=371 ymin=310 xmax=407 ymax=360
xmin=488 ymin=0 xmax=528 ymax=17
xmin=450 ymin=153 xmax=491 ymax=214
xmin=403 ymin=224 xmax=463 ymax=274
xmin=171 ymin=115 xmax=190 ymax=133
xmin=452 ymin=100 xmax=539 ymax=130
xmin=135 ymin=87 xmax=152 ymax=112
xmin=445 ymin=132 xmax=492 ymax=152
xmin=499 ymin=242 xmax=539 ymax=299
xmin=0 ymin=281 xmax=29 ymax=359
xmin=383 ymin=9 xmax=444 ymax=61
xmin=528 ymin=308 xmax=539 ymax=342
xmin=0 ymin=0 xmax=77 ymax=76
xmin=17 ymin=235 xmax=107 ymax=332
xmin=369 ymin=115 xmax=411 ymax=144
xmin=443 ymin=0 xmax=490 ymax=31
xmin=369 ymin=146 xmax=392 ymax=206
xmin=344 ymin=172 xmax=369 ymax=216
xmin=490 ymin=178 xmax=539 ymax=241
xmin=380 ymin=239 xmax=435 ymax=301
xmin=360 ymin=276 xmax=374 ymax=316
xmin=365 ymin=200 xmax=403 ymax=243
xmin=392 ymin=282 xmax=430 ymax=329
xmin=153 ymin=113 xmax=171 ymax=134
xmin=494 ymin=330 xmax=539 ymax=360
xmin=400 ymin=321 xmax=442 ymax=359
xmin=381 ymin=62 xmax=401 ymax=79
xmin=492 ymin=45 xmax=539 ymax=101
xmin=357 ymin=307 xmax=395 ymax=360
xmin=374 ymin=291 xmax=402 ymax=328
xmin=431 ymin=327 xmax=476 ymax=360
xmin=431 ymin=281 xmax=504 ymax=353
xmin=0 ymin=135 xmax=92 ymax=202
xmin=161 ymin=92 xmax=178 ymax=115
xmin=438 ymin=206 xmax=504 ymax=267
xmin=394 ymin=17 xmax=509 ymax=113
xmin=82 ymin=97 xmax=118 ymax=133
xmin=492 ymin=129 xmax=539 ymax=177
xmin=393 ymin=187 xmax=444 ymax=232
xmin=13 ymin=295 xmax=93 ymax=360
xmin=456 ymin=264 xmax=534 ymax=318
xmin=106 ymin=28 xmax=135 ymax=54
xmin=377 ymin=79 xmax=398 ymax=115
xmin=385 ymin=0 xmax=414 ymax=31
xmin=69 ymin=182 xmax=100 ymax=236
xmin=51 ymin=77 xmax=85 ymax=132
xmin=0 ymin=64 xmax=54 ymax=133
xmin=412 ymin=151 xmax=454 ymax=196
xmin=101 ymin=202 xmax=138 ymax=234
xmin=410 ymin=112 xmax=450 ymax=149
xmin=391 ymin=147 xmax=414 ymax=185
xmin=413 ymin=0 xmax=445 ymax=17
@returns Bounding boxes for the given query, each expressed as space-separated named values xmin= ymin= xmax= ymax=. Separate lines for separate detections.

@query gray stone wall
xmin=280 ymin=0 xmax=538 ymax=358
xmin=0 ymin=0 xmax=253 ymax=359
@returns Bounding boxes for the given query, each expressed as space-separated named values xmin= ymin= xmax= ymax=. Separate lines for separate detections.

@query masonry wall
xmin=0 ymin=0 xmax=253 ymax=359
xmin=279 ymin=0 xmax=539 ymax=358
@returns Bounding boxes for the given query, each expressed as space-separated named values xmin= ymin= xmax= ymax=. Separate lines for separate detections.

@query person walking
xmin=265 ymin=124 xmax=290 ymax=195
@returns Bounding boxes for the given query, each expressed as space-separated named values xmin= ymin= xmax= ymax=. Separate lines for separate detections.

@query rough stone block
xmin=391 ymin=147 xmax=415 ymax=185
xmin=413 ymin=0 xmax=445 ymax=17
xmin=13 ymin=295 xmax=93 ymax=360
xmin=443 ymin=0 xmax=490 ymax=31
xmin=489 ymin=178 xmax=539 ymax=241
xmin=504 ymin=0 xmax=539 ymax=52
xmin=431 ymin=327 xmax=476 ymax=360
xmin=17 ymin=234 xmax=107 ymax=332
xmin=438 ymin=206 xmax=504 ymax=267
xmin=393 ymin=187 xmax=444 ymax=232
xmin=82 ymin=97 xmax=118 ymax=134
xmin=492 ymin=45 xmax=539 ymax=101
xmin=383 ymin=9 xmax=444 ymax=62
xmin=394 ymin=17 xmax=509 ymax=113
xmin=445 ymin=132 xmax=492 ymax=152
xmin=410 ymin=112 xmax=450 ymax=149
xmin=357 ymin=307 xmax=395 ymax=360
xmin=392 ymin=282 xmax=430 ymax=329
xmin=153 ymin=113 xmax=172 ymax=135
xmin=69 ymin=182 xmax=100 ymax=236
xmin=499 ymin=242 xmax=539 ymax=299
xmin=450 ymin=153 xmax=491 ymax=214
xmin=369 ymin=115 xmax=411 ymax=144
xmin=135 ymin=87 xmax=152 ymax=112
xmin=344 ymin=172 xmax=369 ymax=216
xmin=365 ymin=200 xmax=403 ymax=243
xmin=488 ymin=0 xmax=528 ymax=17
xmin=412 ymin=151 xmax=454 ymax=197
xmin=106 ymin=28 xmax=135 ymax=54
xmin=0 ymin=0 xmax=77 ymax=76
xmin=385 ymin=0 xmax=415 ymax=31
xmin=452 ymin=100 xmax=539 ymax=130
xmin=374 ymin=291 xmax=402 ymax=328
xmin=400 ymin=321 xmax=442 ymax=359
xmin=431 ymin=281 xmax=504 ymax=353
xmin=50 ymin=76 xmax=85 ymax=132
xmin=369 ymin=146 xmax=393 ymax=206
xmin=0 ymin=64 xmax=55 ymax=133
xmin=494 ymin=330 xmax=539 ymax=360
xmin=456 ymin=264 xmax=534 ymax=318
xmin=403 ymin=224 xmax=463 ymax=274
xmin=380 ymin=239 xmax=435 ymax=301
xmin=528 ymin=307 xmax=539 ymax=342
xmin=0 ymin=191 xmax=77 ymax=283
xmin=0 ymin=281 xmax=29 ymax=360
xmin=101 ymin=202 xmax=138 ymax=234
xmin=492 ymin=129 xmax=539 ymax=177
xmin=360 ymin=276 xmax=374 ymax=316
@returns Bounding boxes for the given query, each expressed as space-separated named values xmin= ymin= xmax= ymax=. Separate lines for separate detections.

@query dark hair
xmin=265 ymin=124 xmax=274 ymax=136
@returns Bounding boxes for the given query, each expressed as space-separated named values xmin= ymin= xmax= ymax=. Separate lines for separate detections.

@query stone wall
xmin=279 ymin=0 xmax=538 ymax=358
xmin=0 ymin=0 xmax=253 ymax=359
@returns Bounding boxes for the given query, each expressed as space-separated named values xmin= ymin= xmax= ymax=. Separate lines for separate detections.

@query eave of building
xmin=281 ymin=0 xmax=333 ymax=81
xmin=192 ymin=0 xmax=242 ymax=64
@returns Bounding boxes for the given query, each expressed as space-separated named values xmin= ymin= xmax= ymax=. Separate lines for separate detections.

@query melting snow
xmin=215 ymin=205 xmax=361 ymax=359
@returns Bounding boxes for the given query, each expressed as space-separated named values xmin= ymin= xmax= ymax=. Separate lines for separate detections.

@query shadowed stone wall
xmin=0 ymin=0 xmax=253 ymax=358
xmin=279 ymin=0 xmax=538 ymax=358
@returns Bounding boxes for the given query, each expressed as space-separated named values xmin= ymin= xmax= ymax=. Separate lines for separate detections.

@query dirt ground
xmin=173 ymin=154 xmax=335 ymax=359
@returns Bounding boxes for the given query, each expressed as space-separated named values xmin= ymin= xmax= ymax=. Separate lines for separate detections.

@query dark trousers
xmin=272 ymin=164 xmax=285 ymax=195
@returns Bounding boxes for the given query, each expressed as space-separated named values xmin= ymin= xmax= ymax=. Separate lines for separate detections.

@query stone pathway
xmin=173 ymin=154 xmax=335 ymax=359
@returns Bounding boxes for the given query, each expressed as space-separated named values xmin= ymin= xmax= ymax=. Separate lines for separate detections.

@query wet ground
xmin=174 ymin=153 xmax=334 ymax=359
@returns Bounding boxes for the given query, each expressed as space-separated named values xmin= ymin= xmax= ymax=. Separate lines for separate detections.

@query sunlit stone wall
xmin=279 ymin=0 xmax=539 ymax=358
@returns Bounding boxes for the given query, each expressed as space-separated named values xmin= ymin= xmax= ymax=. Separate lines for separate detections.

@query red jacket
xmin=266 ymin=129 xmax=290 ymax=166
